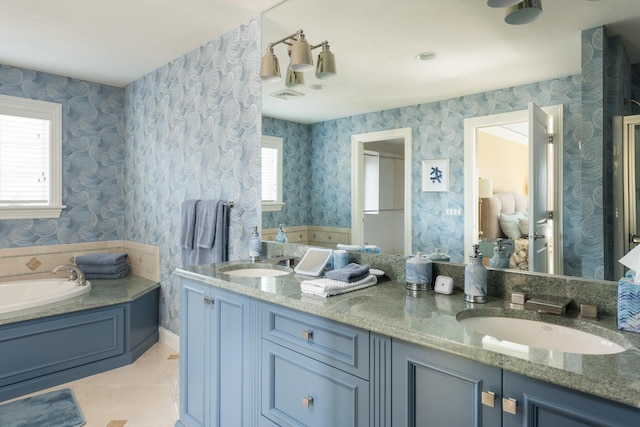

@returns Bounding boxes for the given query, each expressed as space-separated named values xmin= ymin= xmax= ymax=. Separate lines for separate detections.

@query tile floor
xmin=11 ymin=342 xmax=180 ymax=427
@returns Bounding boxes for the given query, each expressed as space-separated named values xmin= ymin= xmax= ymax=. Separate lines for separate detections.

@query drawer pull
xmin=481 ymin=391 xmax=495 ymax=408
xmin=502 ymin=397 xmax=517 ymax=415
xmin=302 ymin=396 xmax=314 ymax=408
xmin=302 ymin=330 xmax=313 ymax=341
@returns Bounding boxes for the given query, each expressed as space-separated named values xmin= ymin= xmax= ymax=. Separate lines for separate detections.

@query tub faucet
xmin=52 ymin=264 xmax=87 ymax=286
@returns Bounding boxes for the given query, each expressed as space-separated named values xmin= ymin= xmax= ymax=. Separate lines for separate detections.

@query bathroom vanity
xmin=174 ymin=262 xmax=640 ymax=427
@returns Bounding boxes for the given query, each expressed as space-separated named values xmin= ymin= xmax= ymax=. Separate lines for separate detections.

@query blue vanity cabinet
xmin=392 ymin=339 xmax=503 ymax=427
xmin=177 ymin=278 xmax=253 ymax=427
xmin=259 ymin=302 xmax=375 ymax=427
xmin=502 ymin=371 xmax=640 ymax=427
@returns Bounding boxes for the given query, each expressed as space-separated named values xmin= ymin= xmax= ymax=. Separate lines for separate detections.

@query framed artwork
xmin=422 ymin=158 xmax=449 ymax=192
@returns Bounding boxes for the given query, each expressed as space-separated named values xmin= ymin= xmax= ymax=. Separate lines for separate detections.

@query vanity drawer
xmin=261 ymin=302 xmax=369 ymax=379
xmin=261 ymin=340 xmax=369 ymax=427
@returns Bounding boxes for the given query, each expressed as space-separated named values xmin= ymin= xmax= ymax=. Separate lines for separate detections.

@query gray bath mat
xmin=0 ymin=388 xmax=86 ymax=427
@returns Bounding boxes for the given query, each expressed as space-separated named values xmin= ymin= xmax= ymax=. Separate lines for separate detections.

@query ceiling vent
xmin=270 ymin=89 xmax=305 ymax=101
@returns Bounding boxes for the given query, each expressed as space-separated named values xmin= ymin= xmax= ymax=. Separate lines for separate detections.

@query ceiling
xmin=262 ymin=0 xmax=640 ymax=123
xmin=1 ymin=0 xmax=639 ymax=125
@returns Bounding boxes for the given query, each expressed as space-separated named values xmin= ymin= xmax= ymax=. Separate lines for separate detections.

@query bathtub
xmin=0 ymin=278 xmax=91 ymax=314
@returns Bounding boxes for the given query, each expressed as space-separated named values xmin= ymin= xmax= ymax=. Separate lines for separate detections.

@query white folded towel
xmin=301 ymin=274 xmax=378 ymax=298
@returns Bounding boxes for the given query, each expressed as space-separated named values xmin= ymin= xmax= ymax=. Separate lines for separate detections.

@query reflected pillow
xmin=499 ymin=213 xmax=526 ymax=240
xmin=518 ymin=217 xmax=529 ymax=236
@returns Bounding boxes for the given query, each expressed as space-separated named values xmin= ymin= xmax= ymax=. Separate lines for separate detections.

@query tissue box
xmin=617 ymin=278 xmax=640 ymax=333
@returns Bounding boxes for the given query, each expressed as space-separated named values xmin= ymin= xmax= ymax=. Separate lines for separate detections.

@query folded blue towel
xmin=83 ymin=269 xmax=129 ymax=280
xmin=77 ymin=262 xmax=129 ymax=275
xmin=325 ymin=263 xmax=370 ymax=283
xmin=181 ymin=199 xmax=199 ymax=249
xmin=75 ymin=253 xmax=128 ymax=266
xmin=196 ymin=200 xmax=220 ymax=249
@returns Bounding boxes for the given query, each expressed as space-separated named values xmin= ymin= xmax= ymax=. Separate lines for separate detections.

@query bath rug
xmin=0 ymin=388 xmax=85 ymax=427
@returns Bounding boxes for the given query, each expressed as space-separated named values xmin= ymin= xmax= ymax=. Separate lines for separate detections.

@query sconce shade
xmin=505 ymin=0 xmax=543 ymax=25
xmin=487 ymin=0 xmax=521 ymax=7
xmin=315 ymin=44 xmax=337 ymax=79
xmin=285 ymin=68 xmax=305 ymax=88
xmin=478 ymin=178 xmax=494 ymax=199
xmin=260 ymin=47 xmax=281 ymax=82
xmin=289 ymin=34 xmax=314 ymax=72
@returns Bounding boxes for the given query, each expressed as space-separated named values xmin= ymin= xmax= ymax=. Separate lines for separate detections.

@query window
xmin=261 ymin=135 xmax=284 ymax=212
xmin=0 ymin=94 xmax=64 ymax=219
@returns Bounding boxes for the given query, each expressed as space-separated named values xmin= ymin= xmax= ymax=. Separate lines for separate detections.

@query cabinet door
xmin=179 ymin=279 xmax=211 ymax=427
xmin=210 ymin=286 xmax=252 ymax=427
xmin=392 ymin=339 xmax=502 ymax=427
xmin=502 ymin=371 xmax=640 ymax=427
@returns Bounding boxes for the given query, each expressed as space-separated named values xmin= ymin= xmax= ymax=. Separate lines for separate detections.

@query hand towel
xmin=76 ymin=262 xmax=129 ymax=275
xmin=180 ymin=199 xmax=199 ymax=249
xmin=325 ymin=263 xmax=370 ymax=283
xmin=75 ymin=253 xmax=128 ymax=266
xmin=196 ymin=199 xmax=219 ymax=249
xmin=301 ymin=274 xmax=377 ymax=298
xmin=182 ymin=201 xmax=230 ymax=267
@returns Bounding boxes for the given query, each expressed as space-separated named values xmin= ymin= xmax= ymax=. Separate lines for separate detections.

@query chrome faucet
xmin=51 ymin=264 xmax=87 ymax=286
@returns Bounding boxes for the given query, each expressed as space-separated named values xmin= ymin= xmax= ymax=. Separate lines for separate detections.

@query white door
xmin=528 ymin=102 xmax=551 ymax=273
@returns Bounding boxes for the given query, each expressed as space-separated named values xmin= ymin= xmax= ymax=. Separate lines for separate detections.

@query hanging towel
xmin=325 ymin=263 xmax=370 ymax=283
xmin=75 ymin=253 xmax=128 ymax=266
xmin=181 ymin=200 xmax=199 ymax=249
xmin=301 ymin=274 xmax=377 ymax=298
xmin=182 ymin=200 xmax=231 ymax=267
xmin=196 ymin=199 xmax=220 ymax=249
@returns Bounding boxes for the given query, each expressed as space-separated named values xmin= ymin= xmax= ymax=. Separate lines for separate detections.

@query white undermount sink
xmin=221 ymin=267 xmax=291 ymax=278
xmin=457 ymin=315 xmax=626 ymax=355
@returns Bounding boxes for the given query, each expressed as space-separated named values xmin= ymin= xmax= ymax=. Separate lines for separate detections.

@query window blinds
xmin=261 ymin=146 xmax=278 ymax=203
xmin=0 ymin=114 xmax=50 ymax=204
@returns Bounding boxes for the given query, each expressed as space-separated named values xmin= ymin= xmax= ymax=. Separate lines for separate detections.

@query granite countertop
xmin=0 ymin=275 xmax=160 ymax=326
xmin=175 ymin=261 xmax=640 ymax=409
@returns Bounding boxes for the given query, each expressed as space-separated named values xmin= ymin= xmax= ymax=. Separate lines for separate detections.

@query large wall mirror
xmin=260 ymin=0 xmax=640 ymax=280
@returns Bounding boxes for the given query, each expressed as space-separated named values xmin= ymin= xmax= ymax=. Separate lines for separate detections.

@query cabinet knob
xmin=481 ymin=391 xmax=496 ymax=408
xmin=302 ymin=396 xmax=314 ymax=408
xmin=302 ymin=330 xmax=313 ymax=341
xmin=502 ymin=397 xmax=517 ymax=415
xmin=204 ymin=297 xmax=214 ymax=305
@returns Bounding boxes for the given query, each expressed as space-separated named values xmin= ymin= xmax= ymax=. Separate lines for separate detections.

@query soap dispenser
xmin=275 ymin=224 xmax=288 ymax=243
xmin=489 ymin=238 xmax=510 ymax=269
xmin=249 ymin=226 xmax=261 ymax=262
xmin=465 ymin=244 xmax=487 ymax=303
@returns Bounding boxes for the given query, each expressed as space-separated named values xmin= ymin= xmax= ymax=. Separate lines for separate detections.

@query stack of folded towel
xmin=75 ymin=253 xmax=129 ymax=279
xmin=301 ymin=263 xmax=377 ymax=298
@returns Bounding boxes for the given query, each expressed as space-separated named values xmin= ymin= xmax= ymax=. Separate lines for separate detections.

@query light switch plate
xmin=434 ymin=275 xmax=454 ymax=295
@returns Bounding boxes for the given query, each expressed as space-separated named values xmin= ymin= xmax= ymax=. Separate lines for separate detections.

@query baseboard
xmin=159 ymin=326 xmax=180 ymax=352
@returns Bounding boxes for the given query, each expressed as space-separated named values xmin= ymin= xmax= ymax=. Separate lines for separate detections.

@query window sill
xmin=0 ymin=205 xmax=66 ymax=220
xmin=262 ymin=202 xmax=284 ymax=212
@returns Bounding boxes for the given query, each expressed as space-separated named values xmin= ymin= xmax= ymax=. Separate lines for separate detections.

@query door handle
xmin=481 ymin=391 xmax=496 ymax=408
xmin=502 ymin=397 xmax=517 ymax=415
xmin=631 ymin=234 xmax=640 ymax=244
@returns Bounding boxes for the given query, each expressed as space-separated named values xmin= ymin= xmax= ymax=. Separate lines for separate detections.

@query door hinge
xmin=548 ymin=134 xmax=554 ymax=144
xmin=548 ymin=210 xmax=554 ymax=220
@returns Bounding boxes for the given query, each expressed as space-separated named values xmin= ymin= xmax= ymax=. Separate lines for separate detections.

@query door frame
xmin=351 ymin=128 xmax=412 ymax=255
xmin=463 ymin=104 xmax=563 ymax=274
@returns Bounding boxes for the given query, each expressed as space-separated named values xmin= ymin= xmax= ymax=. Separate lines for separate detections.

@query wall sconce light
xmin=260 ymin=29 xmax=337 ymax=83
